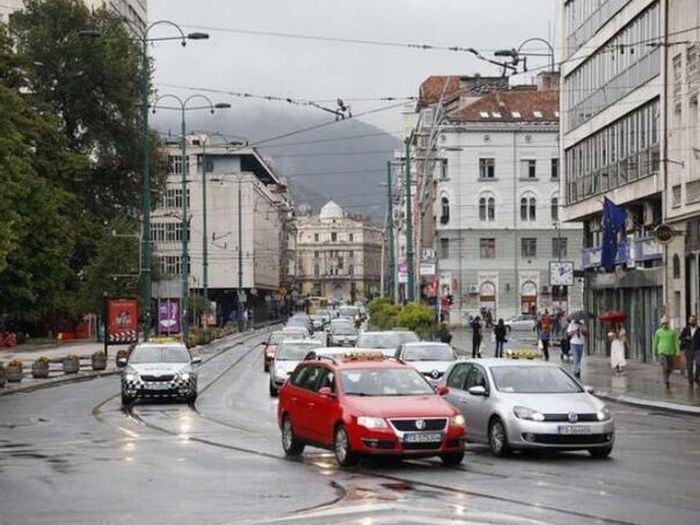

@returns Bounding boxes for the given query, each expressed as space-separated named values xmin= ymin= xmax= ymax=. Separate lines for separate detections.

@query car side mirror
xmin=117 ymin=357 xmax=127 ymax=366
xmin=435 ymin=385 xmax=449 ymax=396
xmin=192 ymin=356 xmax=202 ymax=365
xmin=317 ymin=386 xmax=336 ymax=398
xmin=468 ymin=385 xmax=488 ymax=396
xmin=583 ymin=385 xmax=595 ymax=394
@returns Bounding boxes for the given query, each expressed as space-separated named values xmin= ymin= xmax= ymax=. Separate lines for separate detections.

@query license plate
xmin=147 ymin=383 xmax=170 ymax=391
xmin=558 ymin=425 xmax=592 ymax=435
xmin=403 ymin=432 xmax=443 ymax=444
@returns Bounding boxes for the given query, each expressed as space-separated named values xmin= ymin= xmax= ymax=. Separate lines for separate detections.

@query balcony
xmin=581 ymin=237 xmax=662 ymax=270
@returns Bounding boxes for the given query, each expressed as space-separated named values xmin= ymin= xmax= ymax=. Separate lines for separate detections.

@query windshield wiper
xmin=346 ymin=392 xmax=373 ymax=396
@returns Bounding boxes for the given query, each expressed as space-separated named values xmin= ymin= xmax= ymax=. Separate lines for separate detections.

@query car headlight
xmin=450 ymin=414 xmax=465 ymax=427
xmin=357 ymin=416 xmax=388 ymax=429
xmin=597 ymin=407 xmax=611 ymax=421
xmin=513 ymin=406 xmax=545 ymax=421
xmin=125 ymin=372 xmax=140 ymax=382
xmin=177 ymin=372 xmax=191 ymax=381
xmin=275 ymin=366 xmax=287 ymax=379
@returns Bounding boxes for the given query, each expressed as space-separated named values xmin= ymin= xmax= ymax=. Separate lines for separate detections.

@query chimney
xmin=537 ymin=71 xmax=560 ymax=91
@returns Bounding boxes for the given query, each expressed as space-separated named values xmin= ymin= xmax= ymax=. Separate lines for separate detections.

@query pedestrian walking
xmin=679 ymin=315 xmax=700 ymax=387
xmin=494 ymin=319 xmax=507 ymax=358
xmin=653 ymin=316 xmax=680 ymax=389
xmin=608 ymin=322 xmax=627 ymax=376
xmin=471 ymin=316 xmax=483 ymax=358
xmin=567 ymin=319 xmax=587 ymax=378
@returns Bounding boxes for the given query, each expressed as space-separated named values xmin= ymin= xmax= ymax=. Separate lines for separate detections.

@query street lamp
xmin=151 ymin=94 xmax=230 ymax=339
xmin=79 ymin=20 xmax=210 ymax=342
xmin=494 ymin=37 xmax=555 ymax=73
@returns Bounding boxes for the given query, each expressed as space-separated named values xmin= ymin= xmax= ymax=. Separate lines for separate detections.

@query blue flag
xmin=601 ymin=197 xmax=626 ymax=271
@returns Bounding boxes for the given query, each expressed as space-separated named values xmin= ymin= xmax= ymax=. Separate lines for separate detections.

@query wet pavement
xmin=1 ymin=328 xmax=700 ymax=524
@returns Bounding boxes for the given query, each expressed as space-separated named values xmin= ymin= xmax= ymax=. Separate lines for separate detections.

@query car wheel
xmin=281 ymin=416 xmax=305 ymax=456
xmin=187 ymin=391 xmax=197 ymax=404
xmin=269 ymin=382 xmax=278 ymax=397
xmin=334 ymin=424 xmax=359 ymax=467
xmin=440 ymin=451 xmax=464 ymax=466
xmin=488 ymin=418 xmax=510 ymax=457
xmin=589 ymin=445 xmax=613 ymax=458
xmin=121 ymin=393 xmax=133 ymax=407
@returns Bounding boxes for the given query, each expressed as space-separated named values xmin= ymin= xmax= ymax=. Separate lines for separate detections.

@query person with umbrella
xmin=599 ymin=311 xmax=628 ymax=376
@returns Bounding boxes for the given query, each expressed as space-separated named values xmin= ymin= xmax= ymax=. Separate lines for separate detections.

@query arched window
xmin=440 ymin=197 xmax=450 ymax=224
xmin=529 ymin=198 xmax=536 ymax=220
xmin=673 ymin=254 xmax=681 ymax=279
xmin=479 ymin=198 xmax=487 ymax=221
xmin=520 ymin=198 xmax=528 ymax=221
xmin=551 ymin=197 xmax=559 ymax=222
xmin=487 ymin=198 xmax=495 ymax=221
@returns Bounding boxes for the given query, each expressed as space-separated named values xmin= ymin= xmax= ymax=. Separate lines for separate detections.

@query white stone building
xmin=296 ymin=201 xmax=383 ymax=302
xmin=153 ymin=135 xmax=293 ymax=325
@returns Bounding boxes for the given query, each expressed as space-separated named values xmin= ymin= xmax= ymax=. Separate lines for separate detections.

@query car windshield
xmin=341 ymin=367 xmax=435 ymax=396
xmin=402 ymin=344 xmax=455 ymax=361
xmin=332 ymin=324 xmax=357 ymax=335
xmin=270 ymin=332 xmax=303 ymax=344
xmin=339 ymin=307 xmax=359 ymax=317
xmin=287 ymin=318 xmax=308 ymax=327
xmin=394 ymin=331 xmax=420 ymax=344
xmin=277 ymin=341 xmax=321 ymax=360
xmin=129 ymin=345 xmax=190 ymax=364
xmin=317 ymin=310 xmax=330 ymax=317
xmin=491 ymin=366 xmax=583 ymax=394
xmin=356 ymin=333 xmax=400 ymax=350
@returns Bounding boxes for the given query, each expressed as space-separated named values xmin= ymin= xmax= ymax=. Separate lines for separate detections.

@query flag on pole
xmin=601 ymin=197 xmax=626 ymax=272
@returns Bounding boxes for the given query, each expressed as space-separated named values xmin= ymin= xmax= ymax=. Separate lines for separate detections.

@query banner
xmin=158 ymin=298 xmax=181 ymax=335
xmin=107 ymin=299 xmax=138 ymax=344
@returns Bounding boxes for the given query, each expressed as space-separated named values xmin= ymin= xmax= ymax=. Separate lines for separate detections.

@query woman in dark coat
xmin=494 ymin=319 xmax=507 ymax=358
xmin=471 ymin=316 xmax=483 ymax=358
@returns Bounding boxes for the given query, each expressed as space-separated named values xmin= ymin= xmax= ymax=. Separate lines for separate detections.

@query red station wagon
xmin=277 ymin=352 xmax=466 ymax=466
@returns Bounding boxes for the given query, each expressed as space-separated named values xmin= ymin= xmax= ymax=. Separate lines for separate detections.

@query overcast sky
xmin=149 ymin=0 xmax=558 ymax=137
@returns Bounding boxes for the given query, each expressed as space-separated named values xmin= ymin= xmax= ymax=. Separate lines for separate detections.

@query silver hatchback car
xmin=440 ymin=359 xmax=614 ymax=457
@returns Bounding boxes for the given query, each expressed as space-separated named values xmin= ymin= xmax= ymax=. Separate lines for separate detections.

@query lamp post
xmin=79 ymin=21 xmax=210 ymax=341
xmin=494 ymin=37 xmax=556 ymax=73
xmin=151 ymin=95 xmax=230 ymax=339
xmin=404 ymin=137 xmax=415 ymax=302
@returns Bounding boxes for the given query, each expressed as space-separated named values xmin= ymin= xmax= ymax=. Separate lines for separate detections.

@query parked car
xmin=120 ymin=339 xmax=201 ymax=406
xmin=277 ymin=352 xmax=466 ymax=466
xmin=440 ymin=359 xmax=614 ymax=457
xmin=269 ymin=339 xmax=323 ymax=396
xmin=395 ymin=342 xmax=457 ymax=384
xmin=261 ymin=331 xmax=305 ymax=372
xmin=505 ymin=315 xmax=537 ymax=333
xmin=355 ymin=331 xmax=401 ymax=357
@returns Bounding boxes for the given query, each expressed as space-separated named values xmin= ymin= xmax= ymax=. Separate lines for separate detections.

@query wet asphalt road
xmin=1 ymin=331 xmax=699 ymax=525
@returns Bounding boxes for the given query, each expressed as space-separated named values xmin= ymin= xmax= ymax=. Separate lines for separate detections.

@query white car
xmin=269 ymin=339 xmax=322 ymax=396
xmin=395 ymin=342 xmax=457 ymax=383
xmin=505 ymin=315 xmax=537 ymax=333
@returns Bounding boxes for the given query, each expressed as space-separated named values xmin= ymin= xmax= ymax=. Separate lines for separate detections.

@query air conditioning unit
xmin=467 ymin=285 xmax=479 ymax=294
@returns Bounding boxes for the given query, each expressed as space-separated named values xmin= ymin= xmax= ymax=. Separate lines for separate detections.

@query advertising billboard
xmin=158 ymin=298 xmax=181 ymax=335
xmin=107 ymin=298 xmax=138 ymax=344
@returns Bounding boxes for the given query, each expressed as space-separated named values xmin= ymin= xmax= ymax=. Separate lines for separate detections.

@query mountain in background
xmin=153 ymin=106 xmax=401 ymax=222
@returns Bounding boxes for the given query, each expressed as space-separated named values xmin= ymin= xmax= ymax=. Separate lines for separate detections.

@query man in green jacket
xmin=653 ymin=316 xmax=680 ymax=388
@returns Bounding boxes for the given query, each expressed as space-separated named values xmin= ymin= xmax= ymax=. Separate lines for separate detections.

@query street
xmin=1 ymin=330 xmax=699 ymax=525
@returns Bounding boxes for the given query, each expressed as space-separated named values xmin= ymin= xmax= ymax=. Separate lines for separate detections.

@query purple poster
xmin=158 ymin=299 xmax=181 ymax=335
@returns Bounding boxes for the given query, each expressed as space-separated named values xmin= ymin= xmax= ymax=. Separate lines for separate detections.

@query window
xmin=348 ymin=250 xmax=354 ymax=260
xmin=487 ymin=197 xmax=495 ymax=221
xmin=160 ymin=255 xmax=182 ymax=276
xmin=520 ymin=198 xmax=528 ymax=221
xmin=479 ymin=158 xmax=495 ymax=179
xmin=314 ymin=233 xmax=319 ymax=242
xmin=169 ymin=155 xmax=189 ymax=175
xmin=521 ymin=197 xmax=536 ymax=221
xmin=529 ymin=198 xmax=537 ymax=221
xmin=522 ymin=159 xmax=536 ymax=179
xmin=348 ymin=264 xmax=354 ymax=275
xmin=440 ymin=197 xmax=450 ymax=224
xmin=314 ymin=250 xmax=319 ymax=259
xmin=314 ymin=265 xmax=320 ymax=276
xmin=552 ymin=238 xmax=568 ymax=258
xmin=439 ymin=238 xmax=450 ymax=259
xmin=163 ymin=188 xmax=190 ymax=209
xmin=349 ymin=233 xmax=354 ymax=242
xmin=480 ymin=238 xmax=495 ymax=259
xmin=337 ymin=257 xmax=344 ymax=270
xmin=551 ymin=158 xmax=559 ymax=180
xmin=291 ymin=365 xmax=324 ymax=391
xmin=532 ymin=111 xmax=543 ymax=119
xmin=331 ymin=232 xmax=337 ymax=242
xmin=479 ymin=198 xmax=487 ymax=221
xmin=521 ymin=238 xmax=537 ymax=258
xmin=672 ymin=185 xmax=682 ymax=207
xmin=446 ymin=363 xmax=470 ymax=389
xmin=551 ymin=197 xmax=559 ymax=222
xmin=673 ymin=254 xmax=681 ymax=279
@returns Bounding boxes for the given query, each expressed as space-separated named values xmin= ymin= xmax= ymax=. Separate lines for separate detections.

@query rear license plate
xmin=147 ymin=383 xmax=170 ymax=391
xmin=558 ymin=425 xmax=592 ymax=435
xmin=403 ymin=432 xmax=443 ymax=444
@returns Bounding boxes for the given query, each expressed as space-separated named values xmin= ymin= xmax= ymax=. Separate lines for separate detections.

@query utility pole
xmin=201 ymin=139 xmax=209 ymax=314
xmin=140 ymin=43 xmax=152 ymax=341
xmin=180 ymin=109 xmax=189 ymax=339
xmin=237 ymin=177 xmax=244 ymax=331
xmin=386 ymin=161 xmax=396 ymax=302
xmin=405 ymin=138 xmax=415 ymax=302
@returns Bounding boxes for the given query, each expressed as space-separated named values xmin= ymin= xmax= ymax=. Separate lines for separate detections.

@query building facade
xmin=153 ymin=135 xmax=293 ymax=326
xmin=296 ymin=201 xmax=383 ymax=302
xmin=561 ymin=0 xmax=665 ymax=361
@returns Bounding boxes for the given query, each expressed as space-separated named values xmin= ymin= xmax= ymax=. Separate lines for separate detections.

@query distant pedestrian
xmin=540 ymin=327 xmax=550 ymax=361
xmin=653 ymin=316 xmax=680 ymax=389
xmin=494 ymin=319 xmax=507 ymax=358
xmin=680 ymin=315 xmax=700 ymax=387
xmin=567 ymin=319 xmax=587 ymax=378
xmin=471 ymin=316 xmax=483 ymax=358
xmin=608 ymin=322 xmax=627 ymax=376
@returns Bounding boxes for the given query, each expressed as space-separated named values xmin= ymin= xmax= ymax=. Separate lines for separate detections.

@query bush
xmin=371 ymin=303 xmax=402 ymax=331
xmin=368 ymin=297 xmax=394 ymax=317
xmin=395 ymin=302 xmax=436 ymax=340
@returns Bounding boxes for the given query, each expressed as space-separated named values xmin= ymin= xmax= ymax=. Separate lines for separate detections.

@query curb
xmin=595 ymin=391 xmax=700 ymax=416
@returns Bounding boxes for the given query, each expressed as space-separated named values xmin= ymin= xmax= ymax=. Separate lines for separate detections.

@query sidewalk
xmin=451 ymin=327 xmax=700 ymax=415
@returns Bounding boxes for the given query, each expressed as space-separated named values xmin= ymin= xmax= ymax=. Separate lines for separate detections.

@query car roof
xmin=463 ymin=358 xmax=560 ymax=368
xmin=134 ymin=341 xmax=186 ymax=350
xmin=402 ymin=341 xmax=449 ymax=347
xmin=280 ymin=339 xmax=321 ymax=345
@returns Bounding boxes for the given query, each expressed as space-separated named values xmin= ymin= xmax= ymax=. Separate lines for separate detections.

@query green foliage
xmin=368 ymin=297 xmax=393 ymax=317
xmin=396 ymin=302 xmax=436 ymax=340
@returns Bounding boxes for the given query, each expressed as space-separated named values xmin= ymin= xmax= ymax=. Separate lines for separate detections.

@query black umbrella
xmin=569 ymin=310 xmax=591 ymax=322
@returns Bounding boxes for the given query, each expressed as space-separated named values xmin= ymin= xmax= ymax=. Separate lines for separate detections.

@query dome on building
xmin=319 ymin=200 xmax=344 ymax=220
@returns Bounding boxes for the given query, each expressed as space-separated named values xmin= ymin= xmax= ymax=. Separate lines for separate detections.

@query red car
xmin=262 ymin=331 xmax=305 ymax=372
xmin=277 ymin=352 xmax=466 ymax=466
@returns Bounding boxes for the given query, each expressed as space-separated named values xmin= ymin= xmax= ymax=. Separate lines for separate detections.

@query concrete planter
xmin=62 ymin=356 xmax=80 ymax=374
xmin=0 ymin=365 xmax=6 ymax=388
xmin=31 ymin=361 xmax=50 ymax=379
xmin=6 ymin=364 xmax=23 ymax=383
xmin=91 ymin=352 xmax=107 ymax=371
xmin=115 ymin=349 xmax=129 ymax=368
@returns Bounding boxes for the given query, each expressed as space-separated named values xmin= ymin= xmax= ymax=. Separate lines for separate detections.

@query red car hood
xmin=343 ymin=394 xmax=456 ymax=418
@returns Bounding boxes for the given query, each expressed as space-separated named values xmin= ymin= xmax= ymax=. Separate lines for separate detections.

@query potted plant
xmin=62 ymin=354 xmax=80 ymax=374
xmin=115 ymin=349 xmax=129 ymax=367
xmin=6 ymin=358 xmax=24 ymax=382
xmin=0 ymin=362 xmax=7 ymax=388
xmin=91 ymin=351 xmax=107 ymax=371
xmin=31 ymin=356 xmax=51 ymax=378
